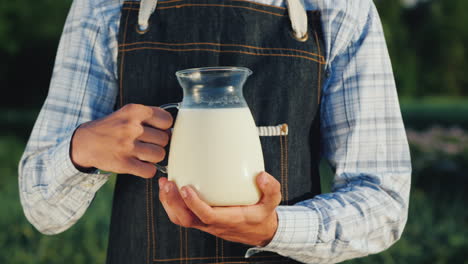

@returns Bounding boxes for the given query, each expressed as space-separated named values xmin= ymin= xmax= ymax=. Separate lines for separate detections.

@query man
xmin=19 ymin=0 xmax=411 ymax=263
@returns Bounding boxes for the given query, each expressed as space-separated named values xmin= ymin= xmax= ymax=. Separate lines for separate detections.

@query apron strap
xmin=137 ymin=0 xmax=308 ymax=41
xmin=286 ymin=0 xmax=308 ymax=41
xmin=138 ymin=0 xmax=158 ymax=32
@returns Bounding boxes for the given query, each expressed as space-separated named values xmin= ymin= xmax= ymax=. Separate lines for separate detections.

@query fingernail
xmin=180 ymin=188 xmax=188 ymax=199
xmin=165 ymin=183 xmax=171 ymax=193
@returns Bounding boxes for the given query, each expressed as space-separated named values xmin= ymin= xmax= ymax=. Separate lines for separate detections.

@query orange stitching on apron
xmin=119 ymin=8 xmax=131 ymax=108
xmin=279 ymin=130 xmax=285 ymax=202
xmin=179 ymin=226 xmax=183 ymax=264
xmin=285 ymin=133 xmax=289 ymax=204
xmin=185 ymin=229 xmax=188 ymax=264
xmin=215 ymin=237 xmax=219 ymax=263
xmin=122 ymin=4 xmax=284 ymax=17
xmin=281 ymin=124 xmax=289 ymax=204
xmin=124 ymin=0 xmax=286 ymax=10
xmin=119 ymin=46 xmax=327 ymax=64
xmin=221 ymin=239 xmax=224 ymax=264
xmin=147 ymin=179 xmax=151 ymax=264
xmin=314 ymin=30 xmax=323 ymax=105
xmin=118 ymin=41 xmax=324 ymax=60
xmin=151 ymin=220 xmax=279 ymax=261
xmin=151 ymin=178 xmax=156 ymax=259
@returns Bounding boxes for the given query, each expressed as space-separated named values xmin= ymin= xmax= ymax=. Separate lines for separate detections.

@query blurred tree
xmin=375 ymin=0 xmax=418 ymax=97
xmin=0 ymin=0 xmax=72 ymax=108
xmin=419 ymin=0 xmax=468 ymax=97
xmin=0 ymin=0 xmax=72 ymax=55
xmin=375 ymin=0 xmax=468 ymax=97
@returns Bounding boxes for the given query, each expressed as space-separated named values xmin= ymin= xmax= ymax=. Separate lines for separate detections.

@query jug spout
xmin=175 ymin=67 xmax=252 ymax=108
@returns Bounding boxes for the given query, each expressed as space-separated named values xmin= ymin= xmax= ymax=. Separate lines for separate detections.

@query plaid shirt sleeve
xmin=247 ymin=0 xmax=411 ymax=263
xmin=18 ymin=0 xmax=121 ymax=234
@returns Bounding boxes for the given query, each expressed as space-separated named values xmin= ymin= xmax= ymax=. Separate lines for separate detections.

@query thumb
xmin=256 ymin=172 xmax=282 ymax=209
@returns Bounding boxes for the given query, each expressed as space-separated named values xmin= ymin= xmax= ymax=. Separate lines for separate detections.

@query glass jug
xmin=158 ymin=67 xmax=264 ymax=206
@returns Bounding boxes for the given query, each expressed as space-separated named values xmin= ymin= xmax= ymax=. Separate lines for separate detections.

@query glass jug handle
xmin=155 ymin=102 xmax=180 ymax=174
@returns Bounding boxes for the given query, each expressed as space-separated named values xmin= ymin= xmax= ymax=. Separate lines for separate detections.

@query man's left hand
xmin=158 ymin=172 xmax=281 ymax=247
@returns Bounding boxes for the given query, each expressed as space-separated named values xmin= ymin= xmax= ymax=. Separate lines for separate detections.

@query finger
xmin=120 ymin=103 xmax=153 ymax=120
xmin=256 ymin=172 xmax=282 ymax=210
xmin=182 ymin=185 xmax=269 ymax=226
xmin=143 ymin=107 xmax=173 ymax=130
xmin=138 ymin=126 xmax=170 ymax=147
xmin=124 ymin=158 xmax=157 ymax=178
xmin=159 ymin=178 xmax=203 ymax=228
xmin=158 ymin=178 xmax=184 ymax=223
xmin=133 ymin=141 xmax=166 ymax=163
xmin=179 ymin=186 xmax=221 ymax=225
xmin=228 ymin=173 xmax=281 ymax=225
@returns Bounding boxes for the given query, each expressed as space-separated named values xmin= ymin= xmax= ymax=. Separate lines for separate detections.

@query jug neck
xmin=176 ymin=67 xmax=252 ymax=109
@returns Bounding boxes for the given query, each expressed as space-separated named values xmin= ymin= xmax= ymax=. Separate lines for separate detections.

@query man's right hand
xmin=70 ymin=103 xmax=173 ymax=178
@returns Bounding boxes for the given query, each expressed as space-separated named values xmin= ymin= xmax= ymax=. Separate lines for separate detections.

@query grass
xmin=1 ymin=136 xmax=467 ymax=263
xmin=0 ymin=135 xmax=114 ymax=263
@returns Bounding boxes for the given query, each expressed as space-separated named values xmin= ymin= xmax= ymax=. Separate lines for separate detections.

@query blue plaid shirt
xmin=18 ymin=0 xmax=411 ymax=263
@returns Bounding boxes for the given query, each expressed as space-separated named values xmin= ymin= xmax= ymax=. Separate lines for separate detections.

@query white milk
xmin=168 ymin=107 xmax=264 ymax=206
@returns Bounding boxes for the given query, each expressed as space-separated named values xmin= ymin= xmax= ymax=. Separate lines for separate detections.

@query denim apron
xmin=107 ymin=0 xmax=326 ymax=263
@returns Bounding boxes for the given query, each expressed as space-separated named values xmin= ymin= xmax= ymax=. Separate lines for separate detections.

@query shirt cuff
xmin=51 ymin=132 xmax=110 ymax=193
xmin=245 ymin=205 xmax=320 ymax=258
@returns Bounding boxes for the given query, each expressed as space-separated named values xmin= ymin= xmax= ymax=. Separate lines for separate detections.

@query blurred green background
xmin=1 ymin=0 xmax=467 ymax=263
